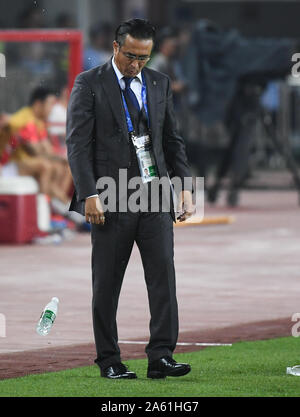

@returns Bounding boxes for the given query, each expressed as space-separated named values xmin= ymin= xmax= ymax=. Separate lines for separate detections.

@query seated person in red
xmin=0 ymin=87 xmax=72 ymax=204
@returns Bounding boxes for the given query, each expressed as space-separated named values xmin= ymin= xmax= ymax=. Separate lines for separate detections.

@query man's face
xmin=43 ymin=95 xmax=56 ymax=120
xmin=33 ymin=95 xmax=56 ymax=121
xmin=161 ymin=37 xmax=177 ymax=57
xmin=113 ymin=34 xmax=153 ymax=77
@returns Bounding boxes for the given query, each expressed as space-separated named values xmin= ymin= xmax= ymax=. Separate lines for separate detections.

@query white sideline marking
xmin=119 ymin=340 xmax=232 ymax=347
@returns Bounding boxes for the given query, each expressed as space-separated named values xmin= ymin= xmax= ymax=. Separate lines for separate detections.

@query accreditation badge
xmin=130 ymin=133 xmax=158 ymax=183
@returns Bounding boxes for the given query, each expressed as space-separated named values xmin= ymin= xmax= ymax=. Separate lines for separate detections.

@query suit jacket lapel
xmin=98 ymin=60 xmax=129 ymax=142
xmin=143 ymin=68 xmax=158 ymax=143
xmin=98 ymin=62 xmax=158 ymax=143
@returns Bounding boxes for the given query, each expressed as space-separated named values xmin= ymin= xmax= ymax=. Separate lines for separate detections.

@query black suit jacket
xmin=66 ymin=59 xmax=192 ymax=221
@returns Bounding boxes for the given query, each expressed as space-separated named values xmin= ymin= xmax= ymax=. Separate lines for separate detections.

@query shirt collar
xmin=112 ymin=56 xmax=142 ymax=84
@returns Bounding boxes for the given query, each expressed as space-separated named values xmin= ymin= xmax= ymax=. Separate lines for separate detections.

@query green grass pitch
xmin=1 ymin=337 xmax=300 ymax=397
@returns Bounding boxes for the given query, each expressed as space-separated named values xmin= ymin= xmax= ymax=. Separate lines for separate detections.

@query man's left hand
xmin=176 ymin=190 xmax=195 ymax=222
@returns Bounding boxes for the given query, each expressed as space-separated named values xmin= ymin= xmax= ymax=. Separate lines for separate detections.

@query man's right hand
xmin=85 ymin=196 xmax=105 ymax=225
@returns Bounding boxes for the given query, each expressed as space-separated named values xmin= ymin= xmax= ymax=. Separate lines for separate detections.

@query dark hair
xmin=29 ymin=87 xmax=55 ymax=106
xmin=115 ymin=19 xmax=155 ymax=47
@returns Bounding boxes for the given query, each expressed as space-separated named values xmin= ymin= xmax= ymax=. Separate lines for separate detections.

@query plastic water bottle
xmin=36 ymin=297 xmax=59 ymax=336
xmin=286 ymin=366 xmax=300 ymax=376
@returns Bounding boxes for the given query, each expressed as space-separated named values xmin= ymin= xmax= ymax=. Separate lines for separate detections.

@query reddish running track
xmin=0 ymin=189 xmax=299 ymax=378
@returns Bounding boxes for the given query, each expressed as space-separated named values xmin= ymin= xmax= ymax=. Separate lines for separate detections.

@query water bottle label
xmin=43 ymin=310 xmax=56 ymax=323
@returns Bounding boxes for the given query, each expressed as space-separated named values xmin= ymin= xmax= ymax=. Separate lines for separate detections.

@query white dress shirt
xmin=111 ymin=56 xmax=143 ymax=109
xmin=86 ymin=57 xmax=143 ymax=200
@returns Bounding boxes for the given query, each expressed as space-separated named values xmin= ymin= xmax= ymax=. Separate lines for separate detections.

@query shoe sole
xmin=101 ymin=374 xmax=137 ymax=379
xmin=147 ymin=366 xmax=191 ymax=379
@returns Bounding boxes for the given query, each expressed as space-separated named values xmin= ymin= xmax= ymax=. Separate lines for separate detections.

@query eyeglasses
xmin=120 ymin=49 xmax=150 ymax=63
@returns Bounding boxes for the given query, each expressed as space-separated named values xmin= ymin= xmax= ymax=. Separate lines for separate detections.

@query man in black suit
xmin=66 ymin=19 xmax=194 ymax=379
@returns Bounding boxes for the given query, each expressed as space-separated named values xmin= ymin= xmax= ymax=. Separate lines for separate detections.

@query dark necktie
xmin=123 ymin=77 xmax=140 ymax=111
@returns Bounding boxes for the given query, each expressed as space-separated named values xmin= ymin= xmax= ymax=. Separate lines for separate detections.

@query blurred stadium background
xmin=0 ymin=0 xmax=300 ymax=391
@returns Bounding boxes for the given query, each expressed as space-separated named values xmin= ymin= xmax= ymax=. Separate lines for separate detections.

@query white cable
xmin=119 ymin=340 xmax=232 ymax=347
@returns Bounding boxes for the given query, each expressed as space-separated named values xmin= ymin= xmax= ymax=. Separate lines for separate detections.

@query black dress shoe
xmin=227 ymin=188 xmax=239 ymax=207
xmin=100 ymin=362 xmax=137 ymax=379
xmin=147 ymin=356 xmax=191 ymax=379
xmin=207 ymin=185 xmax=219 ymax=204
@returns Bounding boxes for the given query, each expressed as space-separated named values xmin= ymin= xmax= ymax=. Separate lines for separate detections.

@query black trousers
xmin=91 ymin=210 xmax=178 ymax=370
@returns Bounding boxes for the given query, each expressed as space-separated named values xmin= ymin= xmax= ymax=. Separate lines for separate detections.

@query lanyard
xmin=115 ymin=70 xmax=150 ymax=133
